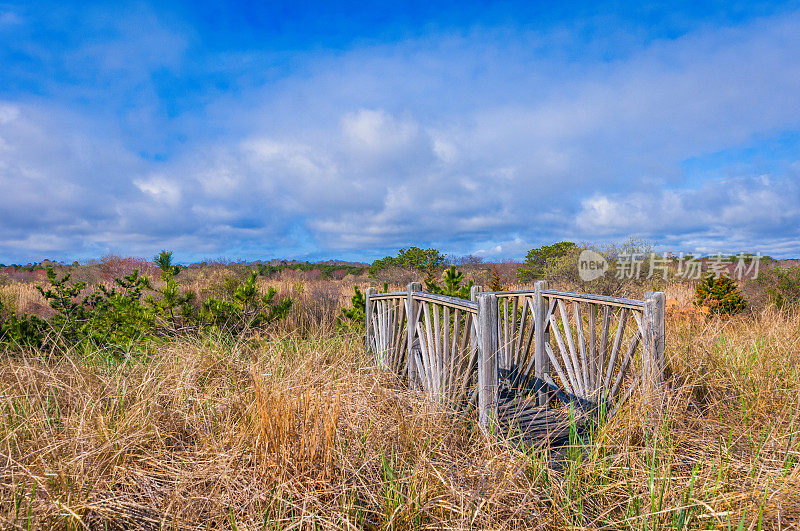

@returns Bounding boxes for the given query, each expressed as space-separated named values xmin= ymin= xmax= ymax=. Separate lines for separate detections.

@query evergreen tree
xmin=488 ymin=265 xmax=504 ymax=292
xmin=36 ymin=267 xmax=89 ymax=343
xmin=427 ymin=265 xmax=473 ymax=300
xmin=153 ymin=250 xmax=195 ymax=330
xmin=84 ymin=269 xmax=157 ymax=347
xmin=339 ymin=286 xmax=366 ymax=325
xmin=0 ymin=297 xmax=46 ymax=348
xmin=201 ymin=272 xmax=293 ymax=333
xmin=695 ymin=274 xmax=746 ymax=314
xmin=517 ymin=242 xmax=577 ymax=281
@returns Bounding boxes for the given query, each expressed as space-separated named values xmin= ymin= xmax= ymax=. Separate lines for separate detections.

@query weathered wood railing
xmin=366 ymin=281 xmax=665 ymax=438
xmin=366 ymin=283 xmax=482 ymax=413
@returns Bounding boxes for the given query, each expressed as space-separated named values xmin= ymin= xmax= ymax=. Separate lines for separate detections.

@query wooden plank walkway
xmin=497 ymin=395 xmax=591 ymax=446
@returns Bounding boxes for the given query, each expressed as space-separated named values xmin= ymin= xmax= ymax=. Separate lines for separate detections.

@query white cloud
xmin=574 ymin=175 xmax=800 ymax=252
xmin=432 ymin=137 xmax=457 ymax=163
xmin=0 ymin=103 xmax=20 ymax=124
xmin=134 ymin=176 xmax=181 ymax=205
xmin=342 ymin=110 xmax=415 ymax=150
xmin=4 ymin=9 xmax=800 ymax=261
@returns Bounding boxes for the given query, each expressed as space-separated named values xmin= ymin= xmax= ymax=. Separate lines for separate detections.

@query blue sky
xmin=1 ymin=1 xmax=800 ymax=263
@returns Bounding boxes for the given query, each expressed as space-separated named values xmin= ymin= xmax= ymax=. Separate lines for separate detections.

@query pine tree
xmin=0 ymin=297 xmax=45 ymax=348
xmin=36 ymin=266 xmax=89 ymax=343
xmin=154 ymin=250 xmax=182 ymax=278
xmin=201 ymin=272 xmax=293 ymax=333
xmin=153 ymin=250 xmax=195 ymax=330
xmin=488 ymin=265 xmax=504 ymax=292
xmin=340 ymin=286 xmax=366 ymax=325
xmin=695 ymin=274 xmax=746 ymax=314
xmin=84 ymin=269 xmax=157 ymax=347
xmin=427 ymin=265 xmax=473 ymax=300
xmin=36 ymin=267 xmax=87 ymax=326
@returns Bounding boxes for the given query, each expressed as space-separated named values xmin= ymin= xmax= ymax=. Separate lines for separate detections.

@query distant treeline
xmin=255 ymin=262 xmax=366 ymax=278
xmin=0 ymin=259 xmax=368 ymax=279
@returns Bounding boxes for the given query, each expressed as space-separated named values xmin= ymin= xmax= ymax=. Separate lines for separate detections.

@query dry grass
xmin=0 ymin=282 xmax=51 ymax=317
xmin=0 ymin=281 xmax=799 ymax=529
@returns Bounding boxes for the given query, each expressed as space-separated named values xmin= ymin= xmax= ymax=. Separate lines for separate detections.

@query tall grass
xmin=1 ymin=286 xmax=799 ymax=528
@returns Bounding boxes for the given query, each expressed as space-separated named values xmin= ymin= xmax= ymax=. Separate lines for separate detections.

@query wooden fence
xmin=366 ymin=281 xmax=665 ymax=438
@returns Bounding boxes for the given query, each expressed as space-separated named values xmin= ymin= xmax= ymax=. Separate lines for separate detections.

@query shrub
xmin=35 ymin=265 xmax=161 ymax=350
xmin=98 ymin=255 xmax=158 ymax=282
xmin=755 ymin=266 xmax=800 ymax=308
xmin=154 ymin=250 xmax=182 ymax=277
xmin=256 ymin=262 xmax=364 ymax=279
xmin=206 ymin=270 xmax=249 ymax=300
xmin=0 ymin=297 xmax=46 ymax=348
xmin=369 ymin=247 xmax=445 ymax=275
xmin=36 ymin=266 xmax=90 ymax=344
xmin=84 ymin=269 xmax=158 ymax=348
xmin=370 ymin=265 xmax=419 ymax=286
xmin=34 ymin=266 xmax=162 ymax=350
xmin=517 ymin=242 xmax=577 ymax=281
xmin=3 ymin=255 xmax=297 ymax=354
xmin=200 ymin=272 xmax=293 ymax=334
xmin=695 ymin=274 xmax=746 ymax=315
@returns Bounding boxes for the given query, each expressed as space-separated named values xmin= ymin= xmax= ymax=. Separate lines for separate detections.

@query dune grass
xmin=1 ymin=298 xmax=799 ymax=529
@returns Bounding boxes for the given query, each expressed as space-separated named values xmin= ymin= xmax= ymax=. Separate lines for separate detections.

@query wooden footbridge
xmin=365 ymin=281 xmax=665 ymax=445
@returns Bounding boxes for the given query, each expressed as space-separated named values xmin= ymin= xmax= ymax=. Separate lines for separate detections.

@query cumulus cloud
xmin=342 ymin=110 xmax=419 ymax=154
xmin=3 ymin=7 xmax=800 ymax=262
xmin=576 ymin=174 xmax=800 ymax=253
xmin=134 ymin=176 xmax=182 ymax=205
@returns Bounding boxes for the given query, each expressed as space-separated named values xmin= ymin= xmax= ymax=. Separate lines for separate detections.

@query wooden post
xmin=470 ymin=284 xmax=482 ymax=403
xmin=365 ymin=287 xmax=377 ymax=362
xmin=406 ymin=282 xmax=422 ymax=387
xmin=643 ymin=291 xmax=666 ymax=393
xmin=534 ymin=280 xmax=549 ymax=406
xmin=470 ymin=285 xmax=483 ymax=302
xmin=477 ymin=293 xmax=499 ymax=433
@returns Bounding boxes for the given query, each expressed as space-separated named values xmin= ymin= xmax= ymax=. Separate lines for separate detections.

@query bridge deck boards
xmin=497 ymin=396 xmax=591 ymax=445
